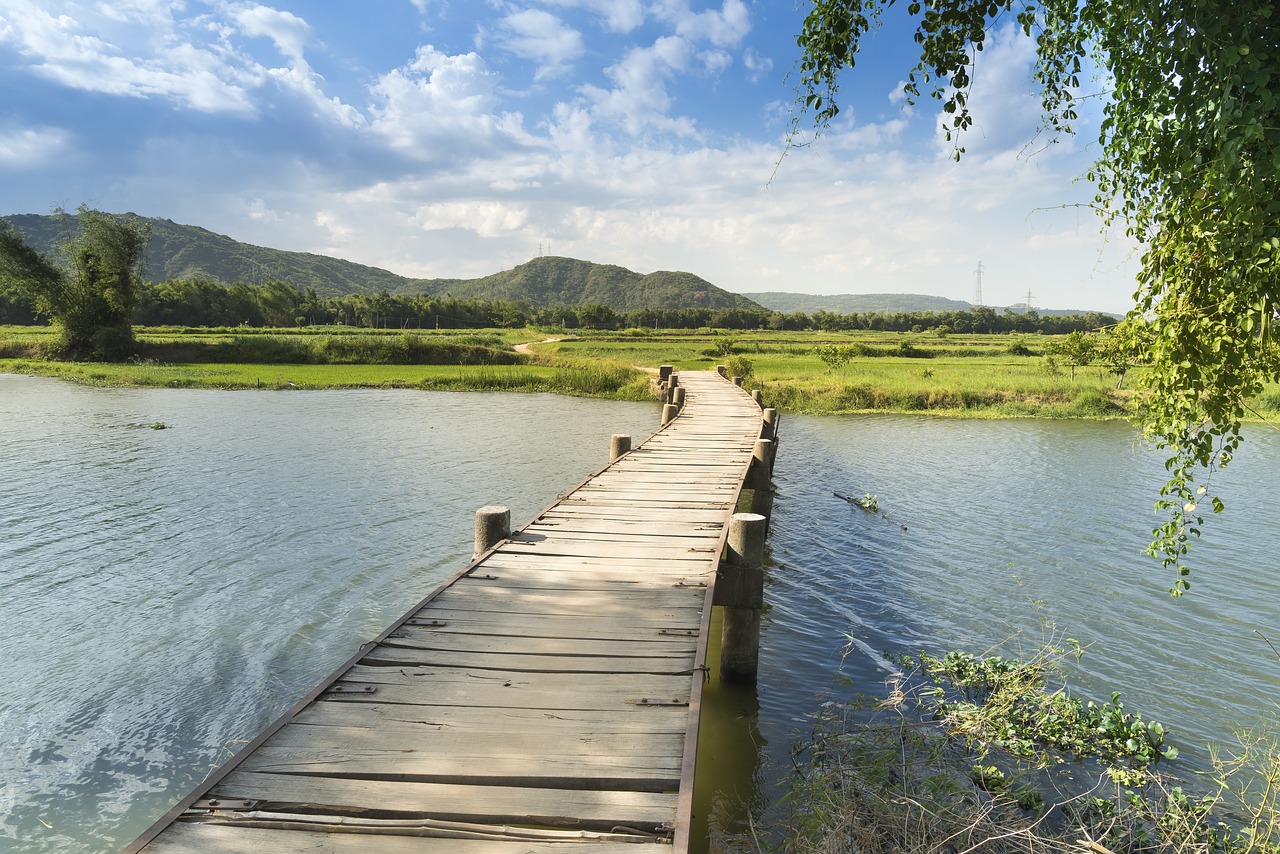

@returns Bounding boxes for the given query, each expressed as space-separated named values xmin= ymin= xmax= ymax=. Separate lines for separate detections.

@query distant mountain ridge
xmin=742 ymin=290 xmax=1114 ymax=317
xmin=2 ymin=213 xmax=759 ymax=312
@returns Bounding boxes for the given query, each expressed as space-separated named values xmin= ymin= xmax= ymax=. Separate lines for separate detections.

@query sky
xmin=0 ymin=1 xmax=1141 ymax=312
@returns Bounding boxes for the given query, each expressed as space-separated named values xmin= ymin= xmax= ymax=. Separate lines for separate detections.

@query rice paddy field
xmin=4 ymin=324 xmax=1279 ymax=420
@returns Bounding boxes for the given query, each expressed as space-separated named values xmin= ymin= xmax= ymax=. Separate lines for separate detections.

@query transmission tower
xmin=1025 ymin=288 xmax=1034 ymax=312
xmin=973 ymin=260 xmax=984 ymax=307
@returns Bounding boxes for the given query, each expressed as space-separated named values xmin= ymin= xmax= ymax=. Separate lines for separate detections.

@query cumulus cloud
xmin=540 ymin=0 xmax=645 ymax=34
xmin=653 ymin=0 xmax=750 ymax=48
xmin=580 ymin=36 xmax=697 ymax=137
xmin=0 ymin=126 xmax=71 ymax=167
xmin=0 ymin=1 xmax=259 ymax=113
xmin=493 ymin=9 xmax=584 ymax=80
xmin=230 ymin=4 xmax=312 ymax=63
xmin=368 ymin=45 xmax=537 ymax=158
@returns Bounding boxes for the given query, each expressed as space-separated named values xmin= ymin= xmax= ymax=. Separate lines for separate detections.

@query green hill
xmin=742 ymin=291 xmax=974 ymax=314
xmin=3 ymin=213 xmax=409 ymax=296
xmin=742 ymin=290 xmax=1114 ymax=317
xmin=417 ymin=256 xmax=759 ymax=311
xmin=3 ymin=213 xmax=759 ymax=311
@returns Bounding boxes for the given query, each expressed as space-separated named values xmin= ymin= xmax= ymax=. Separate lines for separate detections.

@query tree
xmin=0 ymin=209 xmax=149 ymax=359
xmin=795 ymin=0 xmax=1279 ymax=593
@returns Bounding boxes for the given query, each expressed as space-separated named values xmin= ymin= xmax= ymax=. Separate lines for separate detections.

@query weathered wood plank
xmin=210 ymin=770 xmax=677 ymax=829
xmin=241 ymin=725 xmax=684 ymax=784
xmin=145 ymin=824 xmax=672 ymax=854
xmin=396 ymin=610 xmax=701 ymax=641
xmin=288 ymin=702 xmax=688 ymax=736
xmin=324 ymin=666 xmax=693 ymax=711
xmin=362 ymin=645 xmax=694 ymax=674
xmin=380 ymin=629 xmax=695 ymax=658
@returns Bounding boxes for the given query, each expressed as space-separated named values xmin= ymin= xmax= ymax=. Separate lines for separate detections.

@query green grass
xmin=5 ymin=324 xmax=1280 ymax=421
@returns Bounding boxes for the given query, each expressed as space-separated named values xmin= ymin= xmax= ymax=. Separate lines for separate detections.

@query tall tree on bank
xmin=0 ymin=209 xmax=149 ymax=360
xmin=795 ymin=0 xmax=1279 ymax=593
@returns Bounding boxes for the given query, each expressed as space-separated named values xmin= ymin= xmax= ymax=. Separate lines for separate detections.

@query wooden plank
xmin=323 ymin=666 xmax=693 ymax=711
xmin=145 ymin=824 xmax=671 ymax=854
xmin=210 ymin=770 xmax=677 ymax=829
xmin=288 ymin=702 xmax=688 ymax=736
xmin=380 ymin=629 xmax=695 ymax=658
xmin=362 ymin=645 xmax=694 ymax=675
xmin=240 ymin=725 xmax=684 ymax=784
xmin=424 ymin=587 xmax=704 ymax=616
xmin=494 ymin=540 xmax=718 ymax=560
xmin=398 ymin=610 xmax=702 ymax=641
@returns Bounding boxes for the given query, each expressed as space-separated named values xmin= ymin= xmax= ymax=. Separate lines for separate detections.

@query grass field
xmin=5 ymin=324 xmax=1279 ymax=420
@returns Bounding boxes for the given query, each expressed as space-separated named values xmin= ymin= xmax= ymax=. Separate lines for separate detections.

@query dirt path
xmin=513 ymin=336 xmax=564 ymax=354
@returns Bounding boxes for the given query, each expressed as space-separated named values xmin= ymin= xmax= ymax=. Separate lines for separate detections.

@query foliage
xmin=794 ymin=0 xmax=1280 ymax=592
xmin=754 ymin=632 xmax=1280 ymax=854
xmin=0 ymin=208 xmax=149 ymax=359
xmin=815 ymin=342 xmax=853 ymax=370
xmin=724 ymin=353 xmax=755 ymax=380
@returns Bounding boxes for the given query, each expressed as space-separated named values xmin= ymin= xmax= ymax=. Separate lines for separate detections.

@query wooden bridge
xmin=126 ymin=369 xmax=774 ymax=854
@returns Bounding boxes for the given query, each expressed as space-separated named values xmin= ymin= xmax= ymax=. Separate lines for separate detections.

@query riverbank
xmin=4 ymin=324 xmax=1279 ymax=420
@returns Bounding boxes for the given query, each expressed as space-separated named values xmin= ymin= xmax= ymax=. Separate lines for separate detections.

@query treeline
xmin=0 ymin=276 xmax=1118 ymax=334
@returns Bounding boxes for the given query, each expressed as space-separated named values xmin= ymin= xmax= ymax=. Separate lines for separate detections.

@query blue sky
xmin=0 ymin=1 xmax=1139 ymax=312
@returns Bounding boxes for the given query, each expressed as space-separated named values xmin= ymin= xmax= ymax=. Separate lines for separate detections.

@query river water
xmin=2 ymin=374 xmax=1278 ymax=852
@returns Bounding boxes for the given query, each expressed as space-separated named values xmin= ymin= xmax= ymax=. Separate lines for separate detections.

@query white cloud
xmin=368 ymin=45 xmax=534 ymax=156
xmin=653 ymin=0 xmax=750 ymax=48
xmin=414 ymin=201 xmax=532 ymax=236
xmin=742 ymin=47 xmax=771 ymax=82
xmin=494 ymin=9 xmax=584 ymax=80
xmin=230 ymin=4 xmax=311 ymax=63
xmin=540 ymin=0 xmax=644 ymax=34
xmin=0 ymin=1 xmax=259 ymax=113
xmin=0 ymin=126 xmax=71 ymax=167
xmin=580 ymin=36 xmax=697 ymax=137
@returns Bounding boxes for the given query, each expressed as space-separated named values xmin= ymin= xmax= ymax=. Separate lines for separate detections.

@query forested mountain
xmin=434 ymin=256 xmax=758 ymax=310
xmin=743 ymin=291 xmax=973 ymax=314
xmin=743 ymin=290 xmax=1112 ymax=317
xmin=3 ymin=213 xmax=408 ymax=296
xmin=2 ymin=213 xmax=757 ymax=311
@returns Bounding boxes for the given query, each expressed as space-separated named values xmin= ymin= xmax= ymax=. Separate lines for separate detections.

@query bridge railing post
xmin=661 ymin=403 xmax=679 ymax=425
xmin=746 ymin=439 xmax=774 ymax=524
xmin=717 ymin=512 xmax=766 ymax=684
xmin=474 ymin=505 xmax=510 ymax=557
xmin=610 ymin=434 xmax=632 ymax=462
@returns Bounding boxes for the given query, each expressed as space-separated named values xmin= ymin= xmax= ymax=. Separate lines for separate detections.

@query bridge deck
xmin=129 ymin=371 xmax=764 ymax=854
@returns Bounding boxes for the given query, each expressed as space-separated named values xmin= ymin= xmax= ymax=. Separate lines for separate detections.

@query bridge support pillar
xmin=661 ymin=403 xmax=679 ymax=425
xmin=610 ymin=434 xmax=632 ymax=462
xmin=474 ymin=505 xmax=510 ymax=558
xmin=672 ymin=386 xmax=686 ymax=409
xmin=745 ymin=439 xmax=774 ymax=524
xmin=718 ymin=512 xmax=766 ymax=684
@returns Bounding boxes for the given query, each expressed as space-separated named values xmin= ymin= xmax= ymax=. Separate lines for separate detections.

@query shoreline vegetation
xmin=4 ymin=323 xmax=1280 ymax=421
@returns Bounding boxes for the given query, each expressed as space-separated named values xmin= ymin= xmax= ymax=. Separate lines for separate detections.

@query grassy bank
xmin=5 ymin=325 xmax=1278 ymax=420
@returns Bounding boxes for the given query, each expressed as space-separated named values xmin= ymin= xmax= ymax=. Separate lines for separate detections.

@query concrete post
xmin=474 ymin=505 xmax=510 ymax=558
xmin=719 ymin=512 xmax=766 ymax=684
xmin=731 ymin=376 xmax=743 ymax=387
xmin=761 ymin=407 xmax=777 ymax=440
xmin=716 ymin=365 xmax=727 ymax=377
xmin=751 ymin=389 xmax=763 ymax=407
xmin=658 ymin=365 xmax=673 ymax=383
xmin=661 ymin=403 xmax=679 ymax=425
xmin=672 ymin=386 xmax=686 ymax=409
xmin=610 ymin=434 xmax=631 ymax=462
xmin=748 ymin=439 xmax=774 ymax=523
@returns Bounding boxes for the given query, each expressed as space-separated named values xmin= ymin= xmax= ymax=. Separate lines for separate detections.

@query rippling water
xmin=0 ymin=375 xmax=660 ymax=853
xmin=735 ymin=413 xmax=1280 ymax=836
xmin=5 ymin=377 xmax=1278 ymax=852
